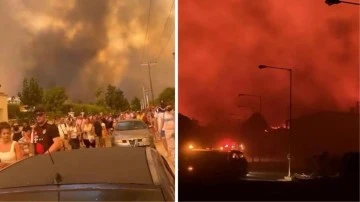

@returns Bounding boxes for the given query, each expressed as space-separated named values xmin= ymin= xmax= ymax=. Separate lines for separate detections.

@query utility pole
xmin=141 ymin=62 xmax=157 ymax=104
xmin=142 ymin=86 xmax=151 ymax=109
xmin=146 ymin=93 xmax=149 ymax=109
xmin=142 ymin=86 xmax=146 ymax=108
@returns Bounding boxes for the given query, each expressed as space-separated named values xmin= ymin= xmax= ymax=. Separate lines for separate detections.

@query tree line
xmin=9 ymin=77 xmax=174 ymax=121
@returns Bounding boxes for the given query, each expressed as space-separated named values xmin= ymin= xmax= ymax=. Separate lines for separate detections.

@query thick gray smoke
xmin=0 ymin=0 xmax=174 ymax=101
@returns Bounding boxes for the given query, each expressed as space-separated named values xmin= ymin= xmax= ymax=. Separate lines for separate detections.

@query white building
xmin=7 ymin=96 xmax=21 ymax=104
xmin=0 ymin=92 xmax=9 ymax=122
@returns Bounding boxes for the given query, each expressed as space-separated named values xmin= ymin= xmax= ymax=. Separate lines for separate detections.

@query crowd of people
xmin=0 ymin=101 xmax=175 ymax=169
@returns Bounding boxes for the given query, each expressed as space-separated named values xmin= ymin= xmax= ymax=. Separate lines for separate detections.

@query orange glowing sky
xmin=179 ymin=0 xmax=359 ymax=125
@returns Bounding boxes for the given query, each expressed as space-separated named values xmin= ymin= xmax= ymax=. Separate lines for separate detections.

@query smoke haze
xmin=0 ymin=0 xmax=174 ymax=101
xmin=179 ymin=0 xmax=359 ymax=125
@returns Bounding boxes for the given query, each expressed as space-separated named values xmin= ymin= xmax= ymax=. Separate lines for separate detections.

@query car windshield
xmin=115 ymin=121 xmax=148 ymax=131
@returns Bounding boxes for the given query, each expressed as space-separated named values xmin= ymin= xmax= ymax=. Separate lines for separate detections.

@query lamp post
xmin=238 ymin=93 xmax=262 ymax=114
xmin=258 ymin=64 xmax=293 ymax=181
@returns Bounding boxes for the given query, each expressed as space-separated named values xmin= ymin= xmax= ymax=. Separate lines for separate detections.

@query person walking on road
xmin=100 ymin=122 xmax=108 ymax=148
xmin=17 ymin=126 xmax=32 ymax=157
xmin=162 ymin=105 xmax=175 ymax=165
xmin=0 ymin=122 xmax=23 ymax=168
xmin=58 ymin=118 xmax=69 ymax=151
xmin=68 ymin=120 xmax=80 ymax=150
xmin=93 ymin=117 xmax=103 ymax=148
xmin=155 ymin=101 xmax=167 ymax=153
xmin=12 ymin=123 xmax=22 ymax=142
xmin=82 ymin=118 xmax=95 ymax=148
xmin=32 ymin=106 xmax=62 ymax=155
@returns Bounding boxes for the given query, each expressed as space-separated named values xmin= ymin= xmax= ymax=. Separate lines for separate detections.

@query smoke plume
xmin=0 ymin=0 xmax=174 ymax=101
xmin=179 ymin=0 xmax=359 ymax=125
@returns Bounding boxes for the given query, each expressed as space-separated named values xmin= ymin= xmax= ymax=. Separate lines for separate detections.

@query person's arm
xmin=45 ymin=125 xmax=62 ymax=154
xmin=46 ymin=137 xmax=62 ymax=153
xmin=14 ymin=142 xmax=24 ymax=160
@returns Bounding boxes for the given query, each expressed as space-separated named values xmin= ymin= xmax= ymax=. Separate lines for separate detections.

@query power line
xmin=140 ymin=0 xmax=153 ymax=63
xmin=152 ymin=0 xmax=175 ymax=62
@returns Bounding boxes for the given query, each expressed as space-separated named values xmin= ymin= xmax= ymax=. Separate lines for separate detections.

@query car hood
xmin=0 ymin=147 xmax=154 ymax=189
xmin=113 ymin=129 xmax=150 ymax=139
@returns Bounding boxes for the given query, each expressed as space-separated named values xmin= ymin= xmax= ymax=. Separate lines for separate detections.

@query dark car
xmin=179 ymin=149 xmax=248 ymax=182
xmin=0 ymin=147 xmax=174 ymax=201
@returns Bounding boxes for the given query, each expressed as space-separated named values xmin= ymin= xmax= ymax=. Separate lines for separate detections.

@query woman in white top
xmin=0 ymin=122 xmax=23 ymax=168
xmin=82 ymin=118 xmax=95 ymax=148
xmin=68 ymin=121 xmax=80 ymax=150
xmin=162 ymin=105 xmax=175 ymax=166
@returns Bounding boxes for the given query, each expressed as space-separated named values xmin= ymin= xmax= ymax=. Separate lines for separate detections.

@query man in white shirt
xmin=162 ymin=105 xmax=175 ymax=166
xmin=155 ymin=101 xmax=167 ymax=153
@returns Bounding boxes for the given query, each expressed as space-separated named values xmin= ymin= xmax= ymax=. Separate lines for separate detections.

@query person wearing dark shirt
xmin=33 ymin=106 xmax=62 ymax=154
xmin=12 ymin=124 xmax=22 ymax=142
xmin=93 ymin=118 xmax=102 ymax=137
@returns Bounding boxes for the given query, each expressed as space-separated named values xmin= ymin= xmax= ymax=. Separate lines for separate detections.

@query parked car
xmin=179 ymin=149 xmax=248 ymax=182
xmin=112 ymin=120 xmax=155 ymax=148
xmin=0 ymin=147 xmax=174 ymax=201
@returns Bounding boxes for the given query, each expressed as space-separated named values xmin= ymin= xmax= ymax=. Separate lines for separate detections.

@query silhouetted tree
xmin=18 ymin=78 xmax=43 ymax=107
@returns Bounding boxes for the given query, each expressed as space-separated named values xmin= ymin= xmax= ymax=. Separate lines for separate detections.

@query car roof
xmin=117 ymin=119 xmax=145 ymax=123
xmin=0 ymin=147 xmax=154 ymax=189
xmin=189 ymin=149 xmax=243 ymax=154
xmin=118 ymin=119 xmax=142 ymax=121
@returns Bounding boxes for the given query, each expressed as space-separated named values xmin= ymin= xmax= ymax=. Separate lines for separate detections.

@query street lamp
xmin=258 ymin=64 xmax=293 ymax=181
xmin=325 ymin=0 xmax=360 ymax=6
xmin=238 ymin=93 xmax=262 ymax=114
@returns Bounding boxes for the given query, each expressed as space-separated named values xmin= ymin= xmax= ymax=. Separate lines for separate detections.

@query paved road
xmin=241 ymin=171 xmax=290 ymax=181
xmin=155 ymin=141 xmax=175 ymax=173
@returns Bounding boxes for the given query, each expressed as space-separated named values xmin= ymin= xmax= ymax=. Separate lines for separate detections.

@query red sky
xmin=179 ymin=0 xmax=359 ymax=125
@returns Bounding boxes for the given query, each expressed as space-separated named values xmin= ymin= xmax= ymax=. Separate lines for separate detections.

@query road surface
xmin=155 ymin=141 xmax=175 ymax=173
xmin=242 ymin=171 xmax=290 ymax=181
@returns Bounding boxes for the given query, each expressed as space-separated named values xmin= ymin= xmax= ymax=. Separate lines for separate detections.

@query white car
xmin=111 ymin=120 xmax=154 ymax=148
